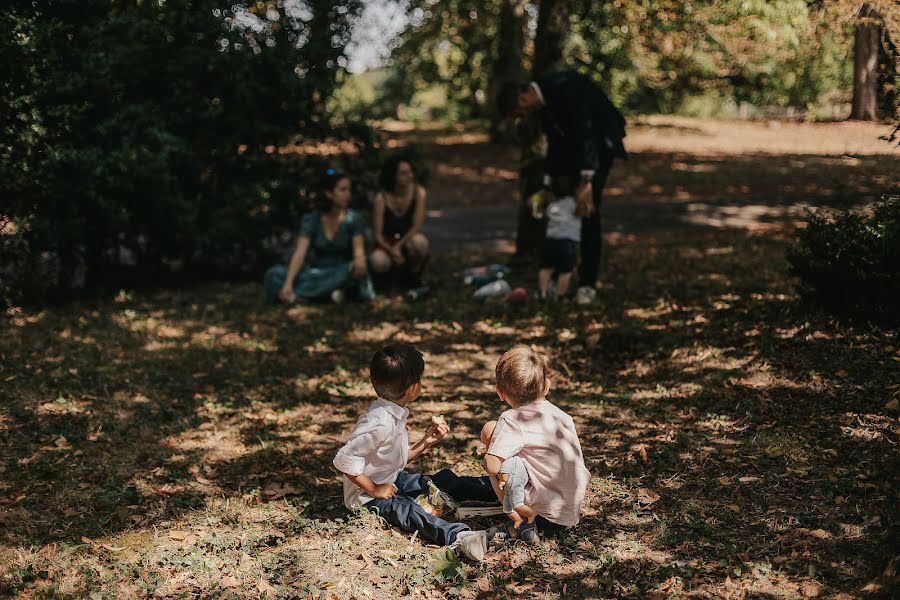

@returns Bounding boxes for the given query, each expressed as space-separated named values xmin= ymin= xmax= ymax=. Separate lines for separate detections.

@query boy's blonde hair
xmin=495 ymin=346 xmax=548 ymax=404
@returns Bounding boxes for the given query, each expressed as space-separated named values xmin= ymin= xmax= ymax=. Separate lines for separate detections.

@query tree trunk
xmin=851 ymin=4 xmax=881 ymax=121
xmin=516 ymin=0 xmax=572 ymax=257
xmin=532 ymin=0 xmax=571 ymax=77
xmin=488 ymin=0 xmax=526 ymax=141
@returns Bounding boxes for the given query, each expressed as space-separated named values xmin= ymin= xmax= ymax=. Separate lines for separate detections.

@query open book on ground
xmin=454 ymin=503 xmax=506 ymax=518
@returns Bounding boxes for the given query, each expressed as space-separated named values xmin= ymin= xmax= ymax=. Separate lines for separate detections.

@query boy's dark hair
xmin=370 ymin=343 xmax=425 ymax=401
xmin=496 ymin=82 xmax=529 ymax=117
xmin=314 ymin=168 xmax=349 ymax=211
xmin=378 ymin=155 xmax=419 ymax=193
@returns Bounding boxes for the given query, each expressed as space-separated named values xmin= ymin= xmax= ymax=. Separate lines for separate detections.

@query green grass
xmin=1 ymin=230 xmax=897 ymax=598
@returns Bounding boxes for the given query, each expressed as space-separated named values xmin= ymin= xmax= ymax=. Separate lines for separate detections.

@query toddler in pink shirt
xmin=483 ymin=346 xmax=591 ymax=542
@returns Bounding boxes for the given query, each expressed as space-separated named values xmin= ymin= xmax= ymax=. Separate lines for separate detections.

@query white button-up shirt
xmin=333 ymin=398 xmax=409 ymax=509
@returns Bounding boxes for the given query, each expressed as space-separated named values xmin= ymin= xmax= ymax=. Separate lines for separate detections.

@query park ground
xmin=1 ymin=117 xmax=899 ymax=599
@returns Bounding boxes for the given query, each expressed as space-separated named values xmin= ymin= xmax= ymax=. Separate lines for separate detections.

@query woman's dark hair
xmin=370 ymin=343 xmax=425 ymax=401
xmin=314 ymin=168 xmax=349 ymax=211
xmin=378 ymin=155 xmax=418 ymax=193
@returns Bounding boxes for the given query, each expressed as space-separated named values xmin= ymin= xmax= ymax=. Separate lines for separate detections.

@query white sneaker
xmin=575 ymin=286 xmax=596 ymax=305
xmin=330 ymin=289 xmax=345 ymax=304
xmin=452 ymin=530 xmax=487 ymax=562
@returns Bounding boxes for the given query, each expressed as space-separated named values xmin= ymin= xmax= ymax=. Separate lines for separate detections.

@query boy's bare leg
xmin=514 ymin=504 xmax=537 ymax=524
xmin=506 ymin=511 xmax=524 ymax=528
xmin=538 ymin=269 xmax=553 ymax=294
xmin=556 ymin=272 xmax=573 ymax=297
xmin=488 ymin=475 xmax=504 ymax=503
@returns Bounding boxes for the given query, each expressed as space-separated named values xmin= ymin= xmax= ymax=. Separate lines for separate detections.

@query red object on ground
xmin=506 ymin=287 xmax=529 ymax=305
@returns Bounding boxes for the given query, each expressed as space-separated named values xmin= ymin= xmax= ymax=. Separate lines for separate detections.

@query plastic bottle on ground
xmin=473 ymin=279 xmax=511 ymax=300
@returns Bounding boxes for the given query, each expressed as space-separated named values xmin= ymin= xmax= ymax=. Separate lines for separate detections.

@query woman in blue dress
xmin=264 ymin=170 xmax=374 ymax=304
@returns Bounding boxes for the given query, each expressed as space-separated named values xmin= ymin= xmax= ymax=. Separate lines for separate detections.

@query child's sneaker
xmin=486 ymin=525 xmax=511 ymax=545
xmin=452 ymin=530 xmax=488 ymax=561
xmin=517 ymin=521 xmax=539 ymax=544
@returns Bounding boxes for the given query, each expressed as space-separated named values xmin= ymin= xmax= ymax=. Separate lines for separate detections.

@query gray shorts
xmin=499 ymin=456 xmax=528 ymax=513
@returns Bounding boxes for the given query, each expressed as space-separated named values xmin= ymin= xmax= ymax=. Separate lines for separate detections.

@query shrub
xmin=788 ymin=196 xmax=900 ymax=320
xmin=0 ymin=0 xmax=375 ymax=304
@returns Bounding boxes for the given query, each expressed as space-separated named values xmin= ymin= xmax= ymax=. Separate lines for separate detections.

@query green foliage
xmin=380 ymin=0 xmax=507 ymax=120
xmin=789 ymin=196 xmax=900 ymax=321
xmin=382 ymin=0 xmax=854 ymax=117
xmin=0 ymin=0 xmax=374 ymax=303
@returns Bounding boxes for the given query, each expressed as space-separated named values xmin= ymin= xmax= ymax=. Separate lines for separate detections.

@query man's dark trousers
xmin=364 ymin=471 xmax=469 ymax=546
xmin=578 ymin=156 xmax=614 ymax=289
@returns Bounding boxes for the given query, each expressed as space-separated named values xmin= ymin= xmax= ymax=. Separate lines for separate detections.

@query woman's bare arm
xmin=279 ymin=236 xmax=310 ymax=300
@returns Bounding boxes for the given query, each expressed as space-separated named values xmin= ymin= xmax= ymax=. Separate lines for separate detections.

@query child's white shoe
xmin=575 ymin=286 xmax=596 ymax=305
xmin=452 ymin=530 xmax=488 ymax=561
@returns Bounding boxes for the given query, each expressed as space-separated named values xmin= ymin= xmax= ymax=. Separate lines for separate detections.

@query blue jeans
xmin=364 ymin=472 xmax=470 ymax=546
xmin=430 ymin=469 xmax=567 ymax=535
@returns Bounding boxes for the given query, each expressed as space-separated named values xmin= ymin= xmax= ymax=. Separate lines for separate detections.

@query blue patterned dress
xmin=264 ymin=210 xmax=375 ymax=302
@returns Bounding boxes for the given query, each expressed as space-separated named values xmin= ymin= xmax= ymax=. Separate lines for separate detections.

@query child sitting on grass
xmin=483 ymin=346 xmax=591 ymax=543
xmin=480 ymin=420 xmax=534 ymax=540
xmin=333 ymin=343 xmax=491 ymax=561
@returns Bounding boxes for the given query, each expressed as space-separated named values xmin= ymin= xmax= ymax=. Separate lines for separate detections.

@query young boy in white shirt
xmin=333 ymin=343 xmax=490 ymax=561
xmin=538 ymin=175 xmax=581 ymax=300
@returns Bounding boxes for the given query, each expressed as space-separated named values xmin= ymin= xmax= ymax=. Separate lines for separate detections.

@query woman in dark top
xmin=369 ymin=157 xmax=429 ymax=279
xmin=263 ymin=169 xmax=374 ymax=304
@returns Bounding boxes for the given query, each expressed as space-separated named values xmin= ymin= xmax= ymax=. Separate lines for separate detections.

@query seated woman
xmin=369 ymin=156 xmax=429 ymax=286
xmin=264 ymin=169 xmax=374 ymax=304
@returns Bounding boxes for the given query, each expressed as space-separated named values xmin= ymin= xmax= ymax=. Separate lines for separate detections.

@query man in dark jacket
xmin=498 ymin=70 xmax=627 ymax=305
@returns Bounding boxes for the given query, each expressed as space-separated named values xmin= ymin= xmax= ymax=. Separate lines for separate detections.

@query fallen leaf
xmin=168 ymin=530 xmax=190 ymax=541
xmin=885 ymin=399 xmax=899 ymax=411
xmin=738 ymin=476 xmax=760 ymax=483
xmin=221 ymin=575 xmax=239 ymax=588
xmin=717 ymin=476 xmax=731 ymax=486
xmin=258 ymin=578 xmax=276 ymax=596
xmin=637 ymin=488 xmax=660 ymax=505
xmin=476 ymin=577 xmax=493 ymax=592
xmin=101 ymin=544 xmax=126 ymax=552
xmin=726 ymin=504 xmax=741 ymax=513
xmin=808 ymin=529 xmax=829 ymax=539
xmin=800 ymin=581 xmax=820 ymax=597
xmin=765 ymin=447 xmax=783 ymax=458
xmin=773 ymin=556 xmax=788 ymax=563
xmin=80 ymin=536 xmax=93 ymax=545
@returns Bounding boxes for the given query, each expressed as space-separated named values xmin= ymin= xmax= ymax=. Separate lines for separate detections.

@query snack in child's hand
xmin=431 ymin=415 xmax=449 ymax=431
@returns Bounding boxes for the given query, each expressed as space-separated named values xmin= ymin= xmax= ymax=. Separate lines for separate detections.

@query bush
xmin=0 ymin=0 xmax=375 ymax=305
xmin=788 ymin=196 xmax=900 ymax=320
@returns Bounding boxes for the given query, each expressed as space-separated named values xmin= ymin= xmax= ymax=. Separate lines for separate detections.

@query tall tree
xmin=489 ymin=0 xmax=527 ymax=139
xmin=532 ymin=0 xmax=571 ymax=76
xmin=516 ymin=0 xmax=574 ymax=256
xmin=851 ymin=4 xmax=882 ymax=119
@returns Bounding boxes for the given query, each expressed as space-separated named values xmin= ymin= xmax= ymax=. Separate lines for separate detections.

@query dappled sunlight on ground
xmin=3 ymin=117 xmax=899 ymax=596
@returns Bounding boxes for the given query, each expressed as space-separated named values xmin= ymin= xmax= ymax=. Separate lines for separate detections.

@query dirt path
xmin=401 ymin=117 xmax=899 ymax=252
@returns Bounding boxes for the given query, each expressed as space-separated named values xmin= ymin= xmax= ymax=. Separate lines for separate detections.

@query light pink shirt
xmin=487 ymin=399 xmax=590 ymax=527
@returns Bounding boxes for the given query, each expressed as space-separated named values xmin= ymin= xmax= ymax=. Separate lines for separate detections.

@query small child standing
xmin=484 ymin=346 xmax=591 ymax=543
xmin=480 ymin=421 xmax=534 ymax=539
xmin=333 ymin=343 xmax=490 ymax=561
xmin=538 ymin=176 xmax=581 ymax=300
